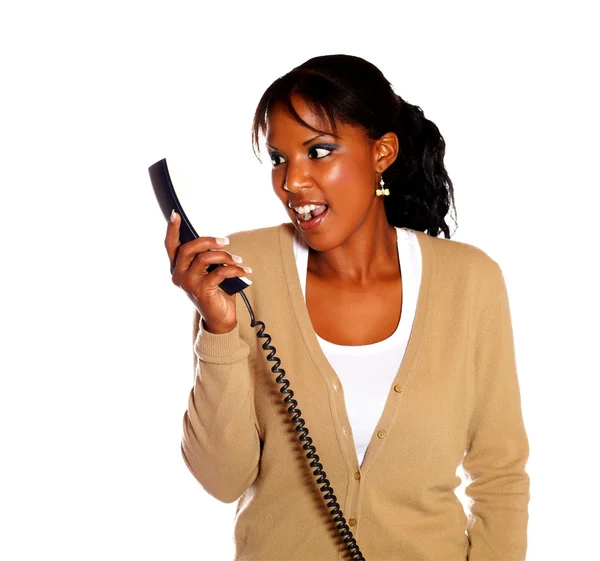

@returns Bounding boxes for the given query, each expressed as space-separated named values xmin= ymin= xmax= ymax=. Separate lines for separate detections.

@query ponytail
xmin=382 ymin=95 xmax=456 ymax=238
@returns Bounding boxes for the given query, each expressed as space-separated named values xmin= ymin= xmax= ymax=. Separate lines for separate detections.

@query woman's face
xmin=265 ymin=94 xmax=389 ymax=248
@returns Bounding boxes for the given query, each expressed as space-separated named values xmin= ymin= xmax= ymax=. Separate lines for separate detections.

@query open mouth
xmin=294 ymin=204 xmax=329 ymax=229
xmin=295 ymin=204 xmax=328 ymax=221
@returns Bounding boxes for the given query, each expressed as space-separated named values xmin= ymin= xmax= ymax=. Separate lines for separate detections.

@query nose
xmin=283 ymin=160 xmax=314 ymax=193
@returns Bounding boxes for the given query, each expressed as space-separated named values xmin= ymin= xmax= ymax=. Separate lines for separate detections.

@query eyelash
xmin=269 ymin=144 xmax=337 ymax=167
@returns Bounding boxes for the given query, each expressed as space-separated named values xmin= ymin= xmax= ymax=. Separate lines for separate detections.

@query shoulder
xmin=226 ymin=223 xmax=280 ymax=247
xmin=224 ymin=223 xmax=283 ymax=265
xmin=409 ymin=228 xmax=507 ymax=313
xmin=416 ymin=228 xmax=503 ymax=283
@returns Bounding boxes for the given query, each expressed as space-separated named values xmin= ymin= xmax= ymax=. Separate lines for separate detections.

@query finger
xmin=202 ymin=263 xmax=252 ymax=291
xmin=171 ymin=236 xmax=231 ymax=280
xmin=188 ymin=249 xmax=242 ymax=276
xmin=164 ymin=209 xmax=181 ymax=272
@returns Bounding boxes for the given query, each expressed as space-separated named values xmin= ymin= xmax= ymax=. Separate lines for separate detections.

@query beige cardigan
xmin=181 ymin=222 xmax=530 ymax=560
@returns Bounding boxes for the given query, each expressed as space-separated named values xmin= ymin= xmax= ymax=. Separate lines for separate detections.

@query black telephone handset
xmin=148 ymin=158 xmax=366 ymax=561
xmin=148 ymin=158 xmax=251 ymax=296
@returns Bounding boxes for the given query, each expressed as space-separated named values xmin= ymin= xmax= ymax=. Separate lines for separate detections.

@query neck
xmin=307 ymin=215 xmax=399 ymax=286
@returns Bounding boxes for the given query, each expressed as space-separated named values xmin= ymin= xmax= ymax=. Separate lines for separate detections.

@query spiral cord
xmin=239 ymin=291 xmax=366 ymax=561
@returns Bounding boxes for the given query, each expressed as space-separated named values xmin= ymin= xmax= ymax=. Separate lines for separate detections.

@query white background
xmin=1 ymin=1 xmax=598 ymax=559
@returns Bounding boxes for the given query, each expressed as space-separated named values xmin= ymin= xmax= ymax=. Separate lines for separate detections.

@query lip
xmin=296 ymin=205 xmax=329 ymax=231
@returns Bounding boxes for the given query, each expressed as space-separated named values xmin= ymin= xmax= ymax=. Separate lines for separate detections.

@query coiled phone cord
xmin=239 ymin=290 xmax=366 ymax=561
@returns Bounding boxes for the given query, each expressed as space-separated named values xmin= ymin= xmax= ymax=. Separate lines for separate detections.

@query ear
xmin=373 ymin=131 xmax=399 ymax=173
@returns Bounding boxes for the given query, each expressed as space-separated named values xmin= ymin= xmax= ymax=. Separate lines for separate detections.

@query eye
xmin=308 ymin=145 xmax=335 ymax=159
xmin=270 ymin=153 xmax=286 ymax=167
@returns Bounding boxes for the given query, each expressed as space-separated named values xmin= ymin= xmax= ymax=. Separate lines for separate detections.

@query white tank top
xmin=293 ymin=227 xmax=422 ymax=466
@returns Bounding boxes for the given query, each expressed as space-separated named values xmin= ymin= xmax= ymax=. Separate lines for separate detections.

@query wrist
xmin=202 ymin=318 xmax=237 ymax=335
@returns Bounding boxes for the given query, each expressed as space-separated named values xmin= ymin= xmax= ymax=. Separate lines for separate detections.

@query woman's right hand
xmin=165 ymin=210 xmax=251 ymax=334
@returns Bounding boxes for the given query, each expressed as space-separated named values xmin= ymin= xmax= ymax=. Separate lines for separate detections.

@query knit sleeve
xmin=180 ymin=309 xmax=261 ymax=504
xmin=463 ymin=261 xmax=531 ymax=560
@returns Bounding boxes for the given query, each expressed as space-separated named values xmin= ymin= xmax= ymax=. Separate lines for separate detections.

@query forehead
xmin=265 ymin=95 xmax=367 ymax=146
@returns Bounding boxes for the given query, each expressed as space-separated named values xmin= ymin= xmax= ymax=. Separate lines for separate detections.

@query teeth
xmin=293 ymin=204 xmax=325 ymax=214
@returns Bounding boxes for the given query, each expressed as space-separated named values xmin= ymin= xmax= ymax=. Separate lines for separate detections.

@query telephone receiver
xmin=148 ymin=158 xmax=251 ymax=296
xmin=148 ymin=158 xmax=366 ymax=561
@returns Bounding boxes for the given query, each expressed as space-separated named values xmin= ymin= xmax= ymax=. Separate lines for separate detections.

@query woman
xmin=167 ymin=55 xmax=530 ymax=560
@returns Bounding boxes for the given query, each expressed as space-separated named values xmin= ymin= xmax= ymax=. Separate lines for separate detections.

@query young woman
xmin=167 ymin=54 xmax=530 ymax=561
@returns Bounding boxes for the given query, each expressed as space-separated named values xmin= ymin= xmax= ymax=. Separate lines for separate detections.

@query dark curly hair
xmin=251 ymin=54 xmax=457 ymax=238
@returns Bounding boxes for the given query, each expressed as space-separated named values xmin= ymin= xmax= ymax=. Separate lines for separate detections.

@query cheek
xmin=322 ymin=161 xmax=344 ymax=184
xmin=271 ymin=168 xmax=283 ymax=192
xmin=271 ymin=169 xmax=292 ymax=208
xmin=320 ymin=156 xmax=371 ymax=193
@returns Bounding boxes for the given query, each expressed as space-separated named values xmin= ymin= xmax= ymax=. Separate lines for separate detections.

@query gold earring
xmin=375 ymin=175 xmax=389 ymax=197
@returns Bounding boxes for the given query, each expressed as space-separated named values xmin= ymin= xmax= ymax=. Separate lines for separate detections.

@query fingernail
xmin=216 ymin=237 xmax=230 ymax=245
xmin=242 ymin=266 xmax=252 ymax=274
xmin=232 ymin=254 xmax=243 ymax=263
xmin=170 ymin=209 xmax=177 ymax=222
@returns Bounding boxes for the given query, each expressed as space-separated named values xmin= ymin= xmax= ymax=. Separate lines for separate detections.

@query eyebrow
xmin=265 ymin=133 xmax=339 ymax=151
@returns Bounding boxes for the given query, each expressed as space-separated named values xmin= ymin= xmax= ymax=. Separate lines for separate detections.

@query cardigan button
xmin=377 ymin=430 xmax=387 ymax=439
xmin=394 ymin=384 xmax=403 ymax=393
xmin=342 ymin=425 xmax=348 ymax=436
xmin=348 ymin=518 xmax=357 ymax=526
xmin=354 ymin=470 xmax=361 ymax=480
